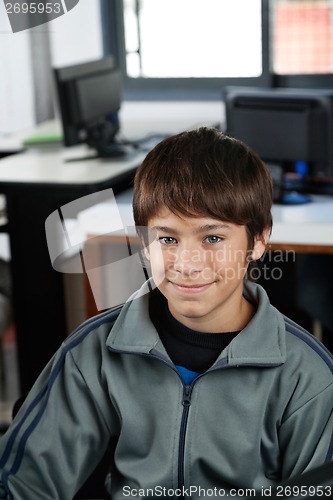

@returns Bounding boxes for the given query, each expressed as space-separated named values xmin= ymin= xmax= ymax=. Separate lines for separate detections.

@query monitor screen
xmin=224 ymin=87 xmax=333 ymax=181
xmin=53 ymin=57 xmax=123 ymax=157
xmin=75 ymin=71 xmax=121 ymax=124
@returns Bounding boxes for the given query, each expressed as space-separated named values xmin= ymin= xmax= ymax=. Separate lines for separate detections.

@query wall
xmin=0 ymin=0 xmax=103 ymax=135
xmin=0 ymin=5 xmax=35 ymax=134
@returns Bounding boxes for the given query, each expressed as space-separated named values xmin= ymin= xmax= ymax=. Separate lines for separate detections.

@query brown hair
xmin=133 ymin=127 xmax=273 ymax=249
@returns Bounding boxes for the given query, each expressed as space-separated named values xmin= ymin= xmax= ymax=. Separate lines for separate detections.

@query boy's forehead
xmin=147 ymin=207 xmax=235 ymax=230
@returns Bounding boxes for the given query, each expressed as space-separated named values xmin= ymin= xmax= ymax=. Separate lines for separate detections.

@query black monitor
xmin=224 ymin=87 xmax=333 ymax=198
xmin=53 ymin=57 xmax=124 ymax=158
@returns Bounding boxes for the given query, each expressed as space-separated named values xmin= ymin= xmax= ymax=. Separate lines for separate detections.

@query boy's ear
xmin=251 ymin=227 xmax=270 ymax=261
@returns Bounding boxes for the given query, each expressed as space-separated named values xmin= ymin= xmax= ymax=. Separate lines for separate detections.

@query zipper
xmin=142 ymin=350 xmax=197 ymax=493
xmin=108 ymin=346 xmax=235 ymax=493
xmin=109 ymin=346 xmax=195 ymax=491
xmin=178 ymin=384 xmax=192 ymax=494
xmin=144 ymin=351 xmax=197 ymax=494
xmin=108 ymin=342 xmax=283 ymax=495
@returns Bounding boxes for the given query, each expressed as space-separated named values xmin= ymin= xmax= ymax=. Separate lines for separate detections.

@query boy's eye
xmin=159 ymin=236 xmax=177 ymax=245
xmin=204 ymin=235 xmax=222 ymax=244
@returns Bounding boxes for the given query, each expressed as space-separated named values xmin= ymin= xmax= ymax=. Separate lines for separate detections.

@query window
xmin=101 ymin=0 xmax=333 ymax=99
xmin=123 ymin=0 xmax=262 ymax=78
xmin=272 ymin=0 xmax=333 ymax=75
xmin=101 ymin=0 xmax=270 ymax=99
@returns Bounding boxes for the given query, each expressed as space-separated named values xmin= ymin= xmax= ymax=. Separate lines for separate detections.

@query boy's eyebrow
xmin=196 ymin=223 xmax=232 ymax=234
xmin=150 ymin=224 xmax=232 ymax=235
xmin=150 ymin=226 xmax=180 ymax=235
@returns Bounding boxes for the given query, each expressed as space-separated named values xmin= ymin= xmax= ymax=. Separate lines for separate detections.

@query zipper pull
xmin=182 ymin=385 xmax=192 ymax=407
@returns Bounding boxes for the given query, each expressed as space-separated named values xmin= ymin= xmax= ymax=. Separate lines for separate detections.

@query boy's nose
xmin=173 ymin=248 xmax=205 ymax=275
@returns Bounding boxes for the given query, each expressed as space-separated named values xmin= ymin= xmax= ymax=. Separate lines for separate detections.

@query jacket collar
xmin=222 ymin=280 xmax=286 ymax=367
xmin=107 ymin=280 xmax=160 ymax=354
xmin=107 ymin=280 xmax=286 ymax=367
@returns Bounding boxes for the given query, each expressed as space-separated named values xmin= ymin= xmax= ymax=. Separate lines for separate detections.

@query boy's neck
xmin=168 ymin=296 xmax=256 ymax=334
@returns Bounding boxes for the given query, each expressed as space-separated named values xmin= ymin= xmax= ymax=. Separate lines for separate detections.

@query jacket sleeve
xmin=0 ymin=333 xmax=120 ymax=500
xmin=278 ymin=381 xmax=333 ymax=480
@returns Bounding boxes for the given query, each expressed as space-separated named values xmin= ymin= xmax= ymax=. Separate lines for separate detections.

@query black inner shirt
xmin=149 ymin=288 xmax=240 ymax=374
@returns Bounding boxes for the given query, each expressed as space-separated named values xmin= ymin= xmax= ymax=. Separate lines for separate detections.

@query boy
xmin=0 ymin=127 xmax=332 ymax=499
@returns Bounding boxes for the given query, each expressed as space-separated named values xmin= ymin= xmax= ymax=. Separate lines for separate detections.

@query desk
xmin=0 ymin=148 xmax=148 ymax=392
xmin=0 ymin=101 xmax=222 ymax=392
xmin=80 ymin=191 xmax=333 ymax=252
xmin=269 ymin=196 xmax=333 ymax=254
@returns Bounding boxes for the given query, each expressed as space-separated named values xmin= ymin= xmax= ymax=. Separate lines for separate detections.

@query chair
xmin=0 ymin=292 xmax=12 ymax=396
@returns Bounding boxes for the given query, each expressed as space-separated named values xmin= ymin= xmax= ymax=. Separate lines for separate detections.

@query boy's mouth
xmin=170 ymin=282 xmax=213 ymax=294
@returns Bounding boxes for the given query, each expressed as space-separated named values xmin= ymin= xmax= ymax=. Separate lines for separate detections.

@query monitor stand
xmin=95 ymin=142 xmax=127 ymax=158
xmin=64 ymin=141 xmax=131 ymax=163
xmin=279 ymin=192 xmax=312 ymax=205
xmin=278 ymin=171 xmax=312 ymax=205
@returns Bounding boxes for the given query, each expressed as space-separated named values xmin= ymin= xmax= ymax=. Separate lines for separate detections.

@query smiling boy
xmin=0 ymin=127 xmax=332 ymax=499
xmin=147 ymin=212 xmax=262 ymax=333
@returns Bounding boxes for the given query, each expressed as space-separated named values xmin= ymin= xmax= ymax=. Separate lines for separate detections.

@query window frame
xmin=100 ymin=0 xmax=333 ymax=100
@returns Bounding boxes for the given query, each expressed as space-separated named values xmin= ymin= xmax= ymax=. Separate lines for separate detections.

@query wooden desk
xmin=268 ymin=242 xmax=333 ymax=254
xmin=81 ymin=192 xmax=333 ymax=253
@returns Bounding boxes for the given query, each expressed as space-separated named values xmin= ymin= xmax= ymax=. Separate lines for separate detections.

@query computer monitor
xmin=53 ymin=57 xmax=124 ymax=158
xmin=224 ymin=87 xmax=333 ymax=197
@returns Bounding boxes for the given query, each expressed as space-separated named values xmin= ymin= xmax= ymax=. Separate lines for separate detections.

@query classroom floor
xmin=0 ymin=324 xmax=20 ymax=434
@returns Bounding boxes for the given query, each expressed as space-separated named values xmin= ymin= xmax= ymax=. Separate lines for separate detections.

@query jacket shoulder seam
xmin=284 ymin=316 xmax=333 ymax=374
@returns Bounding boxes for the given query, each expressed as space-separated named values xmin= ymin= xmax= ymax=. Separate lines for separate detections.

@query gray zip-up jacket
xmin=0 ymin=280 xmax=333 ymax=499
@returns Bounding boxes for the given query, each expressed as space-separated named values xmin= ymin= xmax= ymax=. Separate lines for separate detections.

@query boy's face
xmin=145 ymin=208 xmax=267 ymax=333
